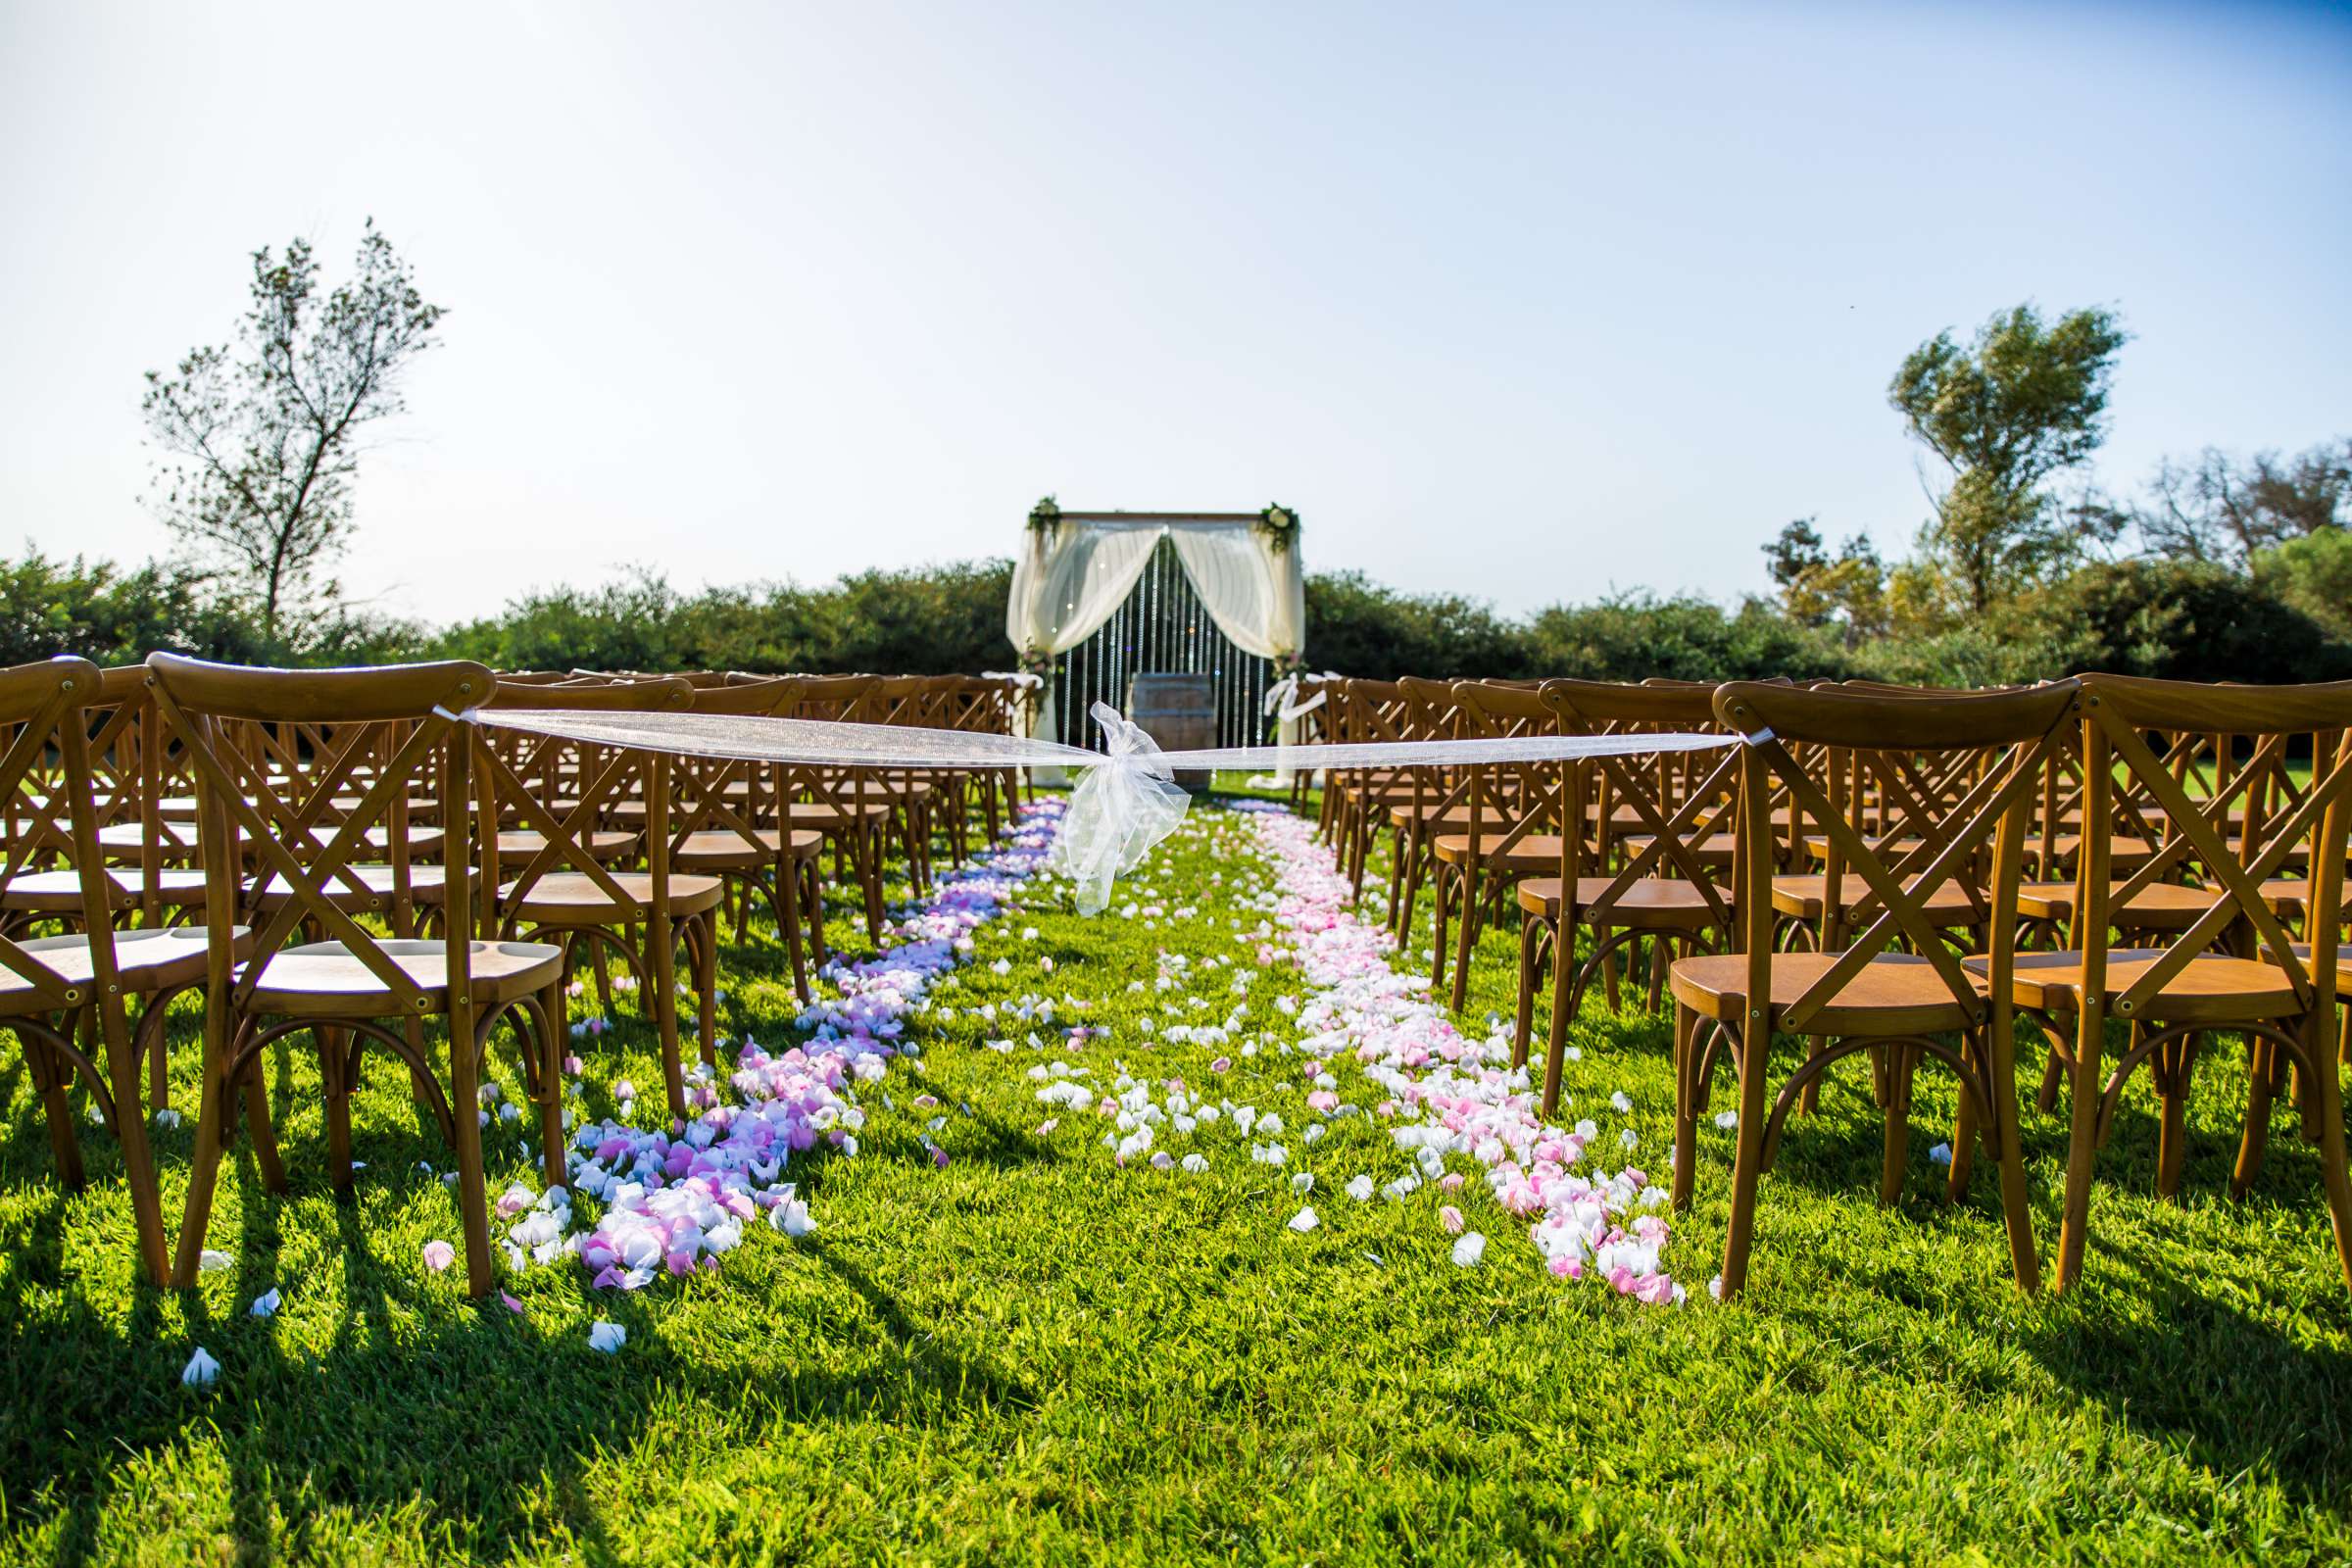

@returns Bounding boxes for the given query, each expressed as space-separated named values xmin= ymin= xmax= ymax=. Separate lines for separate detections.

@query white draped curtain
xmin=1006 ymin=514 xmax=1307 ymax=777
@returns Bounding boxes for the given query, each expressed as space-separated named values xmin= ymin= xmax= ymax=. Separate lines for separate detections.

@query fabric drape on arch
xmin=1005 ymin=514 xmax=1306 ymax=777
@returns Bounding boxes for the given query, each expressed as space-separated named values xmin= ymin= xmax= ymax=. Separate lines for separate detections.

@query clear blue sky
xmin=2 ymin=0 xmax=2346 ymax=626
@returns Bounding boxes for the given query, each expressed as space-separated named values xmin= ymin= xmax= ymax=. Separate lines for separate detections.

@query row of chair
xmin=1305 ymin=671 xmax=2352 ymax=1298
xmin=1 ymin=657 xmax=1025 ymax=1296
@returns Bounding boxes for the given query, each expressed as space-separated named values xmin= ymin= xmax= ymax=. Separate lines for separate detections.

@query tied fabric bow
xmin=1048 ymin=702 xmax=1192 ymax=914
xmin=1261 ymin=670 xmax=1340 ymax=721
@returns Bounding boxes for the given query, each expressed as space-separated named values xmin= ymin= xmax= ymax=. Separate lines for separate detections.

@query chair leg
xmin=26 ymin=1032 xmax=86 ymax=1191
xmin=2234 ymin=1032 xmax=2283 ymax=1199
xmin=1512 ymin=917 xmax=1542 ymax=1071
xmin=240 ymin=1055 xmax=287 ymax=1193
xmin=650 ymin=916 xmax=686 ymax=1117
xmin=2035 ymin=1044 xmax=2066 ymax=1115
xmin=804 ymin=859 xmax=829 ymax=965
xmin=2052 ymin=1007 xmax=2104 ymax=1292
xmin=2153 ymin=1032 xmax=2193 ymax=1201
xmin=2306 ymin=1016 xmax=2352 ymax=1296
xmin=1946 ymin=1034 xmax=1981 ymax=1201
xmin=145 ymin=999 xmax=170 ymax=1114
xmin=318 ymin=1025 xmax=355 ymax=1198
xmin=695 ymin=913 xmax=718 ymax=1067
xmin=172 ymin=986 xmax=237 ymax=1285
xmin=1984 ymin=1014 xmax=2042 ymax=1293
xmin=1670 ymin=1002 xmax=1701 ymax=1211
xmin=1877 ymin=1042 xmax=1916 ymax=1205
xmin=1429 ymin=865 xmax=1452 ymax=997
xmin=776 ymin=853 xmax=811 ymax=1004
xmin=1448 ymin=861 xmax=1481 ymax=1014
xmin=447 ymin=1009 xmax=496 ymax=1297
xmin=1717 ymin=1020 xmax=1775 ymax=1298
xmin=1542 ymin=922 xmax=1579 ymax=1119
xmin=535 ymin=985 xmax=568 ymax=1191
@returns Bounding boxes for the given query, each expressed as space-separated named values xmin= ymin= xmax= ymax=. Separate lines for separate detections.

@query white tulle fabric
xmin=464 ymin=706 xmax=1736 ymax=916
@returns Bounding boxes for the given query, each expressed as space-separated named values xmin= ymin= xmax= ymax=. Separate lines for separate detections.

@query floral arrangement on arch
xmin=1255 ymin=502 xmax=1299 ymax=554
xmin=1028 ymin=496 xmax=1062 ymax=535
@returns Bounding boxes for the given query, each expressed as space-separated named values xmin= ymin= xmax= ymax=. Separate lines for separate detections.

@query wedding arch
xmin=1004 ymin=502 xmax=1307 ymax=754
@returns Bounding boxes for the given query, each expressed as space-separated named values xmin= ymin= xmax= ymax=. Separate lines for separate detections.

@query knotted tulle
xmin=465 ymin=704 xmax=1738 ymax=915
xmin=1048 ymin=703 xmax=1194 ymax=914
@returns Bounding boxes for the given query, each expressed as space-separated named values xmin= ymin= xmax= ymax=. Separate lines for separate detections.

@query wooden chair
xmin=477 ymin=676 xmax=724 ymax=1120
xmin=0 ymin=657 xmax=240 ymax=1285
xmin=1424 ymin=681 xmax=1569 ymax=1012
xmin=1669 ymin=680 xmax=2074 ymax=1298
xmin=1514 ymin=680 xmax=1740 ymax=1113
xmin=669 ymin=677 xmax=829 ymax=1004
xmin=150 ymin=654 xmax=564 ymax=1296
xmin=2021 ymin=674 xmax=2352 ymax=1293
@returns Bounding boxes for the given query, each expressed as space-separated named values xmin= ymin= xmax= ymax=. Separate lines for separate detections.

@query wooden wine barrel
xmin=1127 ymin=672 xmax=1216 ymax=793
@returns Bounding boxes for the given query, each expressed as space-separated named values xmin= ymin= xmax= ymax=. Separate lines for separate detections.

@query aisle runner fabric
xmin=1239 ymin=804 xmax=1686 ymax=1303
xmin=465 ymin=701 xmax=1740 ymax=913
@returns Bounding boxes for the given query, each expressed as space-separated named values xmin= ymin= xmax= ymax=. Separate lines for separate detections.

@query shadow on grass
xmin=1 ymin=1193 xmax=1040 ymax=1567
xmin=2019 ymin=1236 xmax=2352 ymax=1509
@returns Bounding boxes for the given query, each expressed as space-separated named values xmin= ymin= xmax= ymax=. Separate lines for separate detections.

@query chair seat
xmin=1 ymin=866 xmax=210 ymax=911
xmin=2014 ymin=880 xmax=2223 ymax=927
xmin=2281 ymin=942 xmax=2352 ymax=989
xmin=1669 ymin=951 xmax=1975 ymax=1036
xmin=787 ymin=801 xmax=893 ymax=829
xmin=1770 ymin=874 xmax=1984 ymax=924
xmin=2039 ymin=834 xmax=2154 ymax=869
xmin=96 ymin=822 xmax=200 ymax=860
xmin=498 ymin=871 xmax=725 ymax=923
xmin=1518 ymin=875 xmax=1731 ymax=927
xmin=1971 ymin=949 xmax=2305 ymax=1023
xmin=240 ymin=938 xmax=564 ymax=1018
xmin=673 ymin=828 xmax=824 ymax=869
xmin=0 ymin=925 xmax=248 ymax=1010
xmin=246 ymin=864 xmax=445 ymax=910
xmin=487 ymin=829 xmax=638 ymax=862
xmin=1432 ymin=832 xmax=1571 ymax=871
xmin=1619 ymin=832 xmax=1737 ymax=868
xmin=822 ymin=780 xmax=933 ymax=802
xmin=1389 ymin=804 xmax=1531 ymax=832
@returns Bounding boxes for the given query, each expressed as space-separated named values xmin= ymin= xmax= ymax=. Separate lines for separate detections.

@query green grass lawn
xmin=5 ymin=792 xmax=2351 ymax=1565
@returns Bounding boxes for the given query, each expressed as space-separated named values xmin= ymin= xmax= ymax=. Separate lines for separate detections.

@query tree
xmin=2135 ymin=439 xmax=2352 ymax=565
xmin=1888 ymin=303 xmax=2128 ymax=614
xmin=1761 ymin=518 xmax=1830 ymax=598
xmin=141 ymin=220 xmax=443 ymax=645
xmin=1763 ymin=518 xmax=1886 ymax=644
xmin=2254 ymin=527 xmax=2352 ymax=638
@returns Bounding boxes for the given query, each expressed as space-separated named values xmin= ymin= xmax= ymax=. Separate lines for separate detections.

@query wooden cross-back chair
xmin=668 ymin=677 xmax=829 ymax=1004
xmin=1315 ymin=679 xmax=1411 ymax=906
xmin=933 ymin=674 xmax=1023 ymax=849
xmin=149 ymin=654 xmax=564 ymax=1297
xmin=1384 ymin=676 xmax=1486 ymax=944
xmin=1512 ymin=680 xmax=1740 ymax=1114
xmin=1422 ymin=680 xmax=1570 ymax=1013
xmin=1 ymin=664 xmax=211 ymax=941
xmin=2015 ymin=674 xmax=2352 ymax=1294
xmin=0 ymin=657 xmax=241 ymax=1285
xmin=764 ymin=675 xmax=893 ymax=942
xmin=478 ymin=676 xmax=723 ymax=1119
xmin=1670 ymin=679 xmax=2079 ymax=1298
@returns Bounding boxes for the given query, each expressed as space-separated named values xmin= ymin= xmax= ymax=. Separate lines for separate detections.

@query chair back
xmin=2074 ymin=674 xmax=2352 ymax=1025
xmin=1713 ymin=680 xmax=2082 ymax=1035
xmin=145 ymin=654 xmax=492 ymax=1019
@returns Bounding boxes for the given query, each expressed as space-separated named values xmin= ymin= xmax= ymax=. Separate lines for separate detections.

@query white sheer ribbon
xmin=464 ymin=707 xmax=1737 ymax=916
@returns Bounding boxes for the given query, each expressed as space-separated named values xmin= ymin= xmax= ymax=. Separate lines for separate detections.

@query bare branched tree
xmin=141 ymin=220 xmax=443 ymax=644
